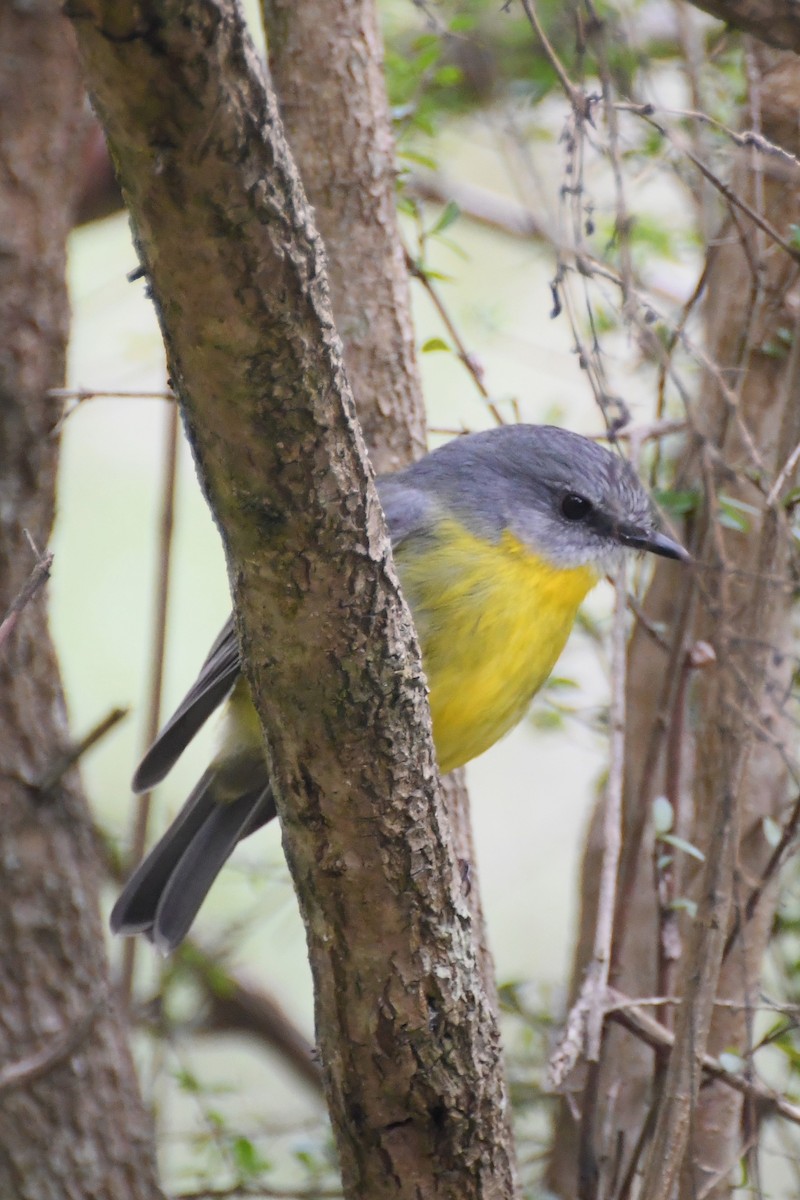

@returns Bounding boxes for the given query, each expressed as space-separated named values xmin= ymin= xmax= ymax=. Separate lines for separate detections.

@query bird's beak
xmin=618 ymin=525 xmax=691 ymax=563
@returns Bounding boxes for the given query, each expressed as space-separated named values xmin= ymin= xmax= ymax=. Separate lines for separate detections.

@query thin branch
xmin=587 ymin=562 xmax=629 ymax=1059
xmin=518 ymin=0 xmax=588 ymax=114
xmin=0 ymin=550 xmax=53 ymax=650
xmin=629 ymin=107 xmax=800 ymax=265
xmin=404 ymin=248 xmax=504 ymax=420
xmin=615 ymin=101 xmax=800 ymax=171
xmin=575 ymin=562 xmax=629 ymax=1197
xmin=37 ymin=707 xmax=128 ymax=793
xmin=607 ymin=989 xmax=800 ymax=1128
xmin=120 ymin=398 xmax=180 ymax=1007
xmin=723 ymin=790 xmax=800 ymax=964
xmin=49 ymin=386 xmax=174 ymax=430
xmin=48 ymin=387 xmax=175 ymax=400
xmin=655 ymin=641 xmax=716 ymax=1026
xmin=767 ymin=438 xmax=800 ymax=507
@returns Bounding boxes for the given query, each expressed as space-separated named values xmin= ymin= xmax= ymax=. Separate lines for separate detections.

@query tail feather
xmin=151 ymin=788 xmax=275 ymax=954
xmin=110 ymin=770 xmax=218 ymax=936
xmin=131 ymin=619 xmax=240 ymax=793
xmin=112 ymin=774 xmax=277 ymax=953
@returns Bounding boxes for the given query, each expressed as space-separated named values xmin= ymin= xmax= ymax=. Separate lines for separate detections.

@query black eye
xmin=560 ymin=493 xmax=593 ymax=521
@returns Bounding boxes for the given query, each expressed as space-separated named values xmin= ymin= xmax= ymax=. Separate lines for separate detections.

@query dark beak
xmin=617 ymin=525 xmax=691 ymax=563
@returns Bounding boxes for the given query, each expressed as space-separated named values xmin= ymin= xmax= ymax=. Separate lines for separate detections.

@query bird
xmin=111 ymin=423 xmax=688 ymax=953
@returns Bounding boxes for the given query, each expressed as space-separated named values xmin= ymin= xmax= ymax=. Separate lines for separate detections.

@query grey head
xmin=379 ymin=424 xmax=688 ymax=572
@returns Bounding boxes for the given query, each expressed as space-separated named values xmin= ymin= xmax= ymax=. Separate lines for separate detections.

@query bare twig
xmin=48 ymin=387 xmax=174 ymax=400
xmin=615 ymin=102 xmax=800 ymax=172
xmin=37 ymin=707 xmax=128 ymax=793
xmin=767 ymin=438 xmax=800 ymax=507
xmin=50 ymin=386 xmax=175 ymax=431
xmin=120 ymin=398 xmax=180 ymax=1007
xmin=518 ymin=0 xmax=588 ymax=114
xmin=655 ymin=641 xmax=715 ymax=1025
xmin=404 ymin=248 xmax=503 ymax=420
xmin=607 ymin=989 xmax=800 ymax=1128
xmin=587 ymin=563 xmax=629 ymax=1058
xmin=575 ymin=562 xmax=629 ymax=1196
xmin=0 ymin=551 xmax=53 ymax=650
xmin=629 ymin=107 xmax=800 ymax=264
xmin=723 ymin=790 xmax=800 ymax=964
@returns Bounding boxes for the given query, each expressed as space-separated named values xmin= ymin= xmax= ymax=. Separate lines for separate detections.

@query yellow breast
xmin=395 ymin=519 xmax=598 ymax=773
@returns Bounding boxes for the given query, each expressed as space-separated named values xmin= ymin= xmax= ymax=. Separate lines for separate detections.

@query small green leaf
xmin=670 ymin=896 xmax=698 ymax=918
xmin=718 ymin=510 xmax=747 ymax=532
xmin=545 ymin=675 xmax=579 ymax=691
xmin=653 ymin=488 xmax=698 ymax=516
xmin=412 ymin=110 xmax=436 ymax=137
xmin=421 ymin=337 xmax=450 ymax=353
xmin=718 ymin=492 xmax=759 ymax=533
xmin=719 ymin=493 xmax=759 ymax=514
xmin=530 ymin=709 xmax=564 ymax=731
xmin=434 ymin=65 xmax=462 ymax=87
xmin=232 ymin=1135 xmax=271 ymax=1178
xmin=430 ymin=200 xmax=461 ymax=236
xmin=398 ymin=148 xmax=437 ymax=171
xmin=174 ymin=1068 xmax=201 ymax=1094
xmin=396 ymin=194 xmax=420 ymax=219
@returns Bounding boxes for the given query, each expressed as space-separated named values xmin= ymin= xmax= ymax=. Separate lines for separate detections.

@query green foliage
xmin=717 ymin=492 xmax=759 ymax=533
xmin=654 ymin=488 xmax=700 ymax=517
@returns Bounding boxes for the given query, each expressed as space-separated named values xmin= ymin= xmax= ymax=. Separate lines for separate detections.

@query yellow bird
xmin=112 ymin=424 xmax=687 ymax=951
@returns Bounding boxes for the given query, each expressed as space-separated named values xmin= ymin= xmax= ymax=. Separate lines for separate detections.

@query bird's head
xmin=414 ymin=424 xmax=689 ymax=573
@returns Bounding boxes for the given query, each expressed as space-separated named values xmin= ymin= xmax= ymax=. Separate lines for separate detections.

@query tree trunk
xmin=69 ymin=1 xmax=519 ymax=1195
xmin=547 ymin=44 xmax=800 ymax=1200
xmin=0 ymin=6 xmax=163 ymax=1198
xmin=264 ymin=0 xmax=425 ymax=475
xmin=264 ymin=0 xmax=501 ymax=1022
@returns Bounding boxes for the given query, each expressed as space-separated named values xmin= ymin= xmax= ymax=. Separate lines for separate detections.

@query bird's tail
xmin=111 ymin=771 xmax=276 ymax=954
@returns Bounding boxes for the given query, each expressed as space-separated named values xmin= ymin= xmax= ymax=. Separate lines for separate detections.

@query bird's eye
xmin=560 ymin=493 xmax=593 ymax=521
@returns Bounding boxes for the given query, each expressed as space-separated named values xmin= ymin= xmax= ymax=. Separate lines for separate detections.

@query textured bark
xmin=264 ymin=0 xmax=501 ymax=1033
xmin=264 ymin=0 xmax=425 ymax=476
xmin=0 ymin=7 xmax=163 ymax=1199
xmin=547 ymin=47 xmax=800 ymax=1200
xmin=666 ymin=49 xmax=800 ymax=1199
xmin=686 ymin=0 xmax=800 ymax=53
xmin=68 ymin=2 xmax=518 ymax=1196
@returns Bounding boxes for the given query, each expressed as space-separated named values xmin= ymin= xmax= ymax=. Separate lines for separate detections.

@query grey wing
xmin=377 ymin=475 xmax=440 ymax=549
xmin=132 ymin=617 xmax=241 ymax=793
